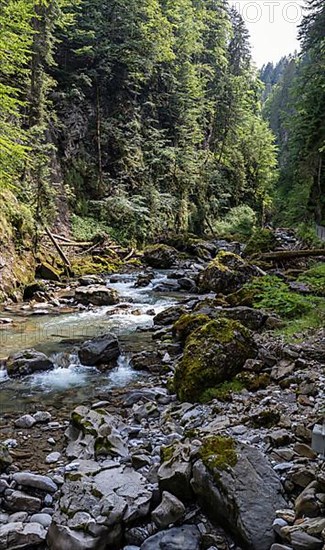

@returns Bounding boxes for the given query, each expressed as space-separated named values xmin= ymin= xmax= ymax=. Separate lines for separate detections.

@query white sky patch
xmin=229 ymin=0 xmax=306 ymax=67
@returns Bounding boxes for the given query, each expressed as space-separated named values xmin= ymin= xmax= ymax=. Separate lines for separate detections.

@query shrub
xmin=214 ymin=205 xmax=257 ymax=237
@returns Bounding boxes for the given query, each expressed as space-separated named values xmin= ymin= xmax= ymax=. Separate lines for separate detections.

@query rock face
xmin=78 ymin=334 xmax=120 ymax=368
xmin=174 ymin=318 xmax=256 ymax=402
xmin=197 ymin=251 xmax=258 ymax=294
xmin=143 ymin=244 xmax=178 ymax=269
xmin=191 ymin=442 xmax=287 ymax=550
xmin=47 ymin=461 xmax=153 ymax=550
xmin=6 ymin=349 xmax=54 ymax=377
xmin=75 ymin=285 xmax=119 ymax=306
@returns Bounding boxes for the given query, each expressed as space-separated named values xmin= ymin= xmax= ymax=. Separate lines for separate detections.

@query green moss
xmin=174 ymin=318 xmax=255 ymax=402
xmin=173 ymin=313 xmax=211 ymax=343
xmin=95 ymin=437 xmax=113 ymax=457
xmin=236 ymin=372 xmax=271 ymax=391
xmin=244 ymin=228 xmax=277 ymax=257
xmin=297 ymin=263 xmax=325 ymax=296
xmin=200 ymin=436 xmax=237 ymax=473
xmin=200 ymin=379 xmax=245 ymax=403
xmin=70 ymin=255 xmax=121 ymax=277
xmin=160 ymin=444 xmax=175 ymax=463
xmin=251 ymin=409 xmax=280 ymax=428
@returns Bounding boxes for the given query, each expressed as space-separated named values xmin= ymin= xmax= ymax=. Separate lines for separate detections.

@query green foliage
xmin=71 ymin=214 xmax=114 ymax=242
xmin=214 ymin=205 xmax=257 ymax=237
xmin=200 ymin=379 xmax=244 ymax=403
xmin=298 ymin=263 xmax=325 ymax=296
xmin=244 ymin=228 xmax=277 ymax=257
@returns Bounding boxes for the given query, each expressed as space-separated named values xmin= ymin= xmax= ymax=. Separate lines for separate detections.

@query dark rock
xmin=78 ymin=333 xmax=120 ymax=368
xmin=197 ymin=251 xmax=259 ymax=295
xmin=143 ymin=245 xmax=178 ymax=269
xmin=6 ymin=349 xmax=54 ymax=377
xmin=75 ymin=285 xmax=119 ymax=306
xmin=23 ymin=281 xmax=47 ymax=301
xmin=153 ymin=306 xmax=187 ymax=326
xmin=191 ymin=443 xmax=287 ymax=550
xmin=36 ymin=262 xmax=61 ymax=282
xmin=0 ymin=444 xmax=13 ymax=473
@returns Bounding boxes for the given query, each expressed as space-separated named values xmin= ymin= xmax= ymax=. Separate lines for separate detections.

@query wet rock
xmin=143 ymin=244 xmax=178 ymax=269
xmin=78 ymin=275 xmax=106 ymax=286
xmin=197 ymin=251 xmax=258 ymax=294
xmin=0 ymin=522 xmax=47 ymax=549
xmin=140 ymin=525 xmax=201 ymax=550
xmin=6 ymin=349 xmax=54 ymax=377
xmin=152 ymin=491 xmax=185 ymax=528
xmin=153 ymin=306 xmax=187 ymax=326
xmin=23 ymin=281 xmax=47 ymax=301
xmin=174 ymin=318 xmax=256 ymax=402
xmin=191 ymin=442 xmax=287 ymax=550
xmin=13 ymin=473 xmax=57 ymax=493
xmin=78 ymin=333 xmax=120 ymax=368
xmin=75 ymin=285 xmax=119 ymax=306
xmin=134 ymin=273 xmax=154 ymax=288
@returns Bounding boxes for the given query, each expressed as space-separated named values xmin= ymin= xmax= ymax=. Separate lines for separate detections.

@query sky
xmin=230 ymin=0 xmax=306 ymax=67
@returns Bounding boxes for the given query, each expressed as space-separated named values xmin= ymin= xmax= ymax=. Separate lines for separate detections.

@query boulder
xmin=153 ymin=306 xmax=187 ymax=327
xmin=174 ymin=318 xmax=256 ymax=402
xmin=36 ymin=262 xmax=61 ymax=282
xmin=78 ymin=275 xmax=106 ymax=286
xmin=197 ymin=251 xmax=258 ymax=295
xmin=78 ymin=333 xmax=120 ymax=368
xmin=0 ymin=444 xmax=12 ymax=472
xmin=75 ymin=285 xmax=119 ymax=306
xmin=13 ymin=472 xmax=57 ymax=493
xmin=140 ymin=525 xmax=201 ymax=550
xmin=158 ymin=443 xmax=192 ymax=501
xmin=5 ymin=491 xmax=42 ymax=513
xmin=151 ymin=491 xmax=185 ymax=528
xmin=191 ymin=441 xmax=287 ymax=550
xmin=143 ymin=244 xmax=178 ymax=269
xmin=6 ymin=349 xmax=54 ymax=377
xmin=0 ymin=522 xmax=46 ymax=549
xmin=47 ymin=462 xmax=152 ymax=550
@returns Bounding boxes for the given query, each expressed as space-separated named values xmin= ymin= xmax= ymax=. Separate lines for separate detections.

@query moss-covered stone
xmin=198 ymin=251 xmax=257 ymax=295
xmin=244 ymin=228 xmax=277 ymax=257
xmin=143 ymin=244 xmax=178 ymax=268
xmin=200 ymin=436 xmax=237 ymax=473
xmin=36 ymin=262 xmax=61 ymax=282
xmin=174 ymin=318 xmax=256 ymax=402
xmin=173 ymin=313 xmax=211 ymax=343
xmin=200 ymin=379 xmax=245 ymax=403
xmin=70 ymin=255 xmax=121 ymax=277
xmin=251 ymin=409 xmax=280 ymax=428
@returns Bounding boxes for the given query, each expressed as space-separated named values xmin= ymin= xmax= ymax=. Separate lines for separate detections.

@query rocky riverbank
xmin=0 ymin=231 xmax=325 ymax=550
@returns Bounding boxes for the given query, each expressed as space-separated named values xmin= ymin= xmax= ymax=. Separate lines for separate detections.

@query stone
xmin=293 ymin=444 xmax=317 ymax=460
xmin=75 ymin=285 xmax=119 ymax=306
xmin=29 ymin=513 xmax=52 ymax=528
xmin=295 ymin=482 xmax=320 ymax=518
xmin=270 ymin=545 xmax=293 ymax=549
xmin=0 ymin=444 xmax=13 ymax=472
xmin=45 ymin=452 xmax=61 ymax=464
xmin=153 ymin=306 xmax=187 ymax=327
xmin=143 ymin=244 xmax=178 ymax=269
xmin=158 ymin=444 xmax=192 ymax=501
xmin=78 ymin=275 xmax=105 ymax=286
xmin=36 ymin=262 xmax=61 ymax=281
xmin=13 ymin=473 xmax=58 ymax=493
xmin=5 ymin=491 xmax=42 ymax=513
xmin=197 ymin=251 xmax=258 ymax=294
xmin=191 ymin=442 xmax=287 ymax=550
xmin=0 ymin=522 xmax=46 ymax=549
xmin=6 ymin=349 xmax=54 ymax=377
xmin=289 ymin=530 xmax=322 ymax=550
xmin=33 ymin=411 xmax=52 ymax=424
xmin=9 ymin=512 xmax=29 ymax=523
xmin=151 ymin=491 xmax=185 ymax=528
xmin=174 ymin=318 xmax=256 ymax=402
xmin=78 ymin=333 xmax=120 ymax=368
xmin=14 ymin=415 xmax=36 ymax=429
xmin=140 ymin=525 xmax=201 ymax=550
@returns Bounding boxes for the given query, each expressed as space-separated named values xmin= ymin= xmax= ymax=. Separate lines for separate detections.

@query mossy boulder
xmin=143 ymin=244 xmax=178 ymax=269
xmin=36 ymin=262 xmax=61 ymax=282
xmin=197 ymin=251 xmax=258 ymax=295
xmin=173 ymin=313 xmax=211 ymax=343
xmin=174 ymin=318 xmax=257 ymax=402
xmin=243 ymin=228 xmax=277 ymax=257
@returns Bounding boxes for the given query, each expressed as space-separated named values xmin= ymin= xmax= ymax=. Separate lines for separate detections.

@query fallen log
xmin=257 ymin=249 xmax=325 ymax=261
xmin=45 ymin=227 xmax=71 ymax=268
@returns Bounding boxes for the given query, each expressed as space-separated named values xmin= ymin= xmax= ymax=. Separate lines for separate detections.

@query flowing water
xmin=0 ymin=272 xmax=178 ymax=413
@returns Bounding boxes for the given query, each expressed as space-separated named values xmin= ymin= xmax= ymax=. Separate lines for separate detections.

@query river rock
xmin=14 ymin=415 xmax=36 ymax=429
xmin=5 ymin=491 xmax=42 ymax=513
xmin=36 ymin=262 xmax=61 ymax=282
xmin=29 ymin=513 xmax=52 ymax=528
xmin=158 ymin=443 xmax=192 ymax=501
xmin=153 ymin=306 xmax=187 ymax=327
xmin=48 ymin=463 xmax=152 ymax=550
xmin=75 ymin=285 xmax=119 ymax=306
xmin=151 ymin=491 xmax=185 ymax=528
xmin=197 ymin=251 xmax=258 ymax=294
xmin=140 ymin=525 xmax=201 ymax=550
xmin=191 ymin=442 xmax=287 ymax=550
xmin=6 ymin=349 xmax=54 ymax=377
xmin=78 ymin=275 xmax=106 ymax=286
xmin=174 ymin=318 xmax=256 ymax=402
xmin=143 ymin=244 xmax=178 ymax=269
xmin=0 ymin=522 xmax=47 ymax=549
xmin=13 ymin=473 xmax=57 ymax=494
xmin=78 ymin=333 xmax=120 ymax=368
